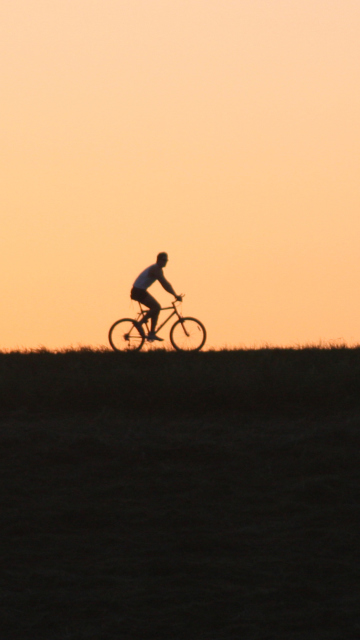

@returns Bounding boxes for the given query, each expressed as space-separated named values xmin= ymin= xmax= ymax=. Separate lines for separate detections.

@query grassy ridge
xmin=1 ymin=348 xmax=360 ymax=638
xmin=1 ymin=346 xmax=360 ymax=416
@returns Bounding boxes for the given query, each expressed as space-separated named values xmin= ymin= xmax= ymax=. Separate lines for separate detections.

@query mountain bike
xmin=108 ymin=298 xmax=206 ymax=352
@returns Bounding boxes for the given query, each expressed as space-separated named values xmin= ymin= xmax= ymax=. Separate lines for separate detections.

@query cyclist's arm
xmin=158 ymin=273 xmax=177 ymax=296
xmin=148 ymin=264 xmax=181 ymax=299
xmin=156 ymin=270 xmax=180 ymax=298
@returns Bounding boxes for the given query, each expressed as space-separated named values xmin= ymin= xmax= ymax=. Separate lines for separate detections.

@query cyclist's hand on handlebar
xmin=175 ymin=294 xmax=183 ymax=302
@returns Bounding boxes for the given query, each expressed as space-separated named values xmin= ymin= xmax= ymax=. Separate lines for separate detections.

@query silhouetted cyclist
xmin=130 ymin=252 xmax=182 ymax=341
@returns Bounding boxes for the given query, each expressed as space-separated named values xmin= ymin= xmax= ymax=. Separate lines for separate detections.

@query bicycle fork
xmin=178 ymin=317 xmax=190 ymax=337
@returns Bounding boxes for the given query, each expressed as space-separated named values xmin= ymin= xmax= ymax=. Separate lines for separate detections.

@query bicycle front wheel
xmin=170 ymin=317 xmax=206 ymax=352
xmin=108 ymin=319 xmax=144 ymax=352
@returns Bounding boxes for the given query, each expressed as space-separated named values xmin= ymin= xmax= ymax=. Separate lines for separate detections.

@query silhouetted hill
xmin=1 ymin=348 xmax=360 ymax=638
xmin=1 ymin=346 xmax=360 ymax=417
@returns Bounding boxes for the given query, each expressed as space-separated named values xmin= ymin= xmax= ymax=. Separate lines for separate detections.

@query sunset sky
xmin=2 ymin=0 xmax=360 ymax=350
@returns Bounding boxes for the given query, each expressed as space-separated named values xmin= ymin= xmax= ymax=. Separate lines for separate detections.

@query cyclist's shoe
xmin=147 ymin=332 xmax=164 ymax=342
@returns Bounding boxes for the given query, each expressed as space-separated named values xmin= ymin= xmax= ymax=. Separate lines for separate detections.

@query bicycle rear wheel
xmin=108 ymin=319 xmax=144 ymax=352
xmin=170 ymin=317 xmax=206 ymax=351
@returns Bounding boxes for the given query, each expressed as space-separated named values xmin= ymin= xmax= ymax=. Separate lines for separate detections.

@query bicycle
xmin=108 ymin=298 xmax=206 ymax=352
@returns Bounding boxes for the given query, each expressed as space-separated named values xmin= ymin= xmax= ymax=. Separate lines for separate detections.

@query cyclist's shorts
xmin=130 ymin=287 xmax=147 ymax=303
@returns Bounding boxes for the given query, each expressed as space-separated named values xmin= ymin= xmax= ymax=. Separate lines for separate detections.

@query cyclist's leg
xmin=138 ymin=292 xmax=161 ymax=332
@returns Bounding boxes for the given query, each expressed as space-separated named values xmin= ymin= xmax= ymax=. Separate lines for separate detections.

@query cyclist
xmin=130 ymin=252 xmax=182 ymax=341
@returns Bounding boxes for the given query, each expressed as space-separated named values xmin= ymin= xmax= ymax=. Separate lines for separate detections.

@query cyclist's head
xmin=157 ymin=252 xmax=168 ymax=265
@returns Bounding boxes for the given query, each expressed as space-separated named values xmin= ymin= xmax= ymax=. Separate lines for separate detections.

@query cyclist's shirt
xmin=133 ymin=264 xmax=160 ymax=290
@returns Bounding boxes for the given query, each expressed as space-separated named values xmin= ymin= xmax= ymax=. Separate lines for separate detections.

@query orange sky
xmin=1 ymin=0 xmax=360 ymax=350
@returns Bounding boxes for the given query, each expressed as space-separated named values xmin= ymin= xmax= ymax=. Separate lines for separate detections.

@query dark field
xmin=1 ymin=348 xmax=360 ymax=639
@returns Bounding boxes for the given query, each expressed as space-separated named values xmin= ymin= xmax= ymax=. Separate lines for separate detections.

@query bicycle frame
xmin=135 ymin=300 xmax=184 ymax=337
